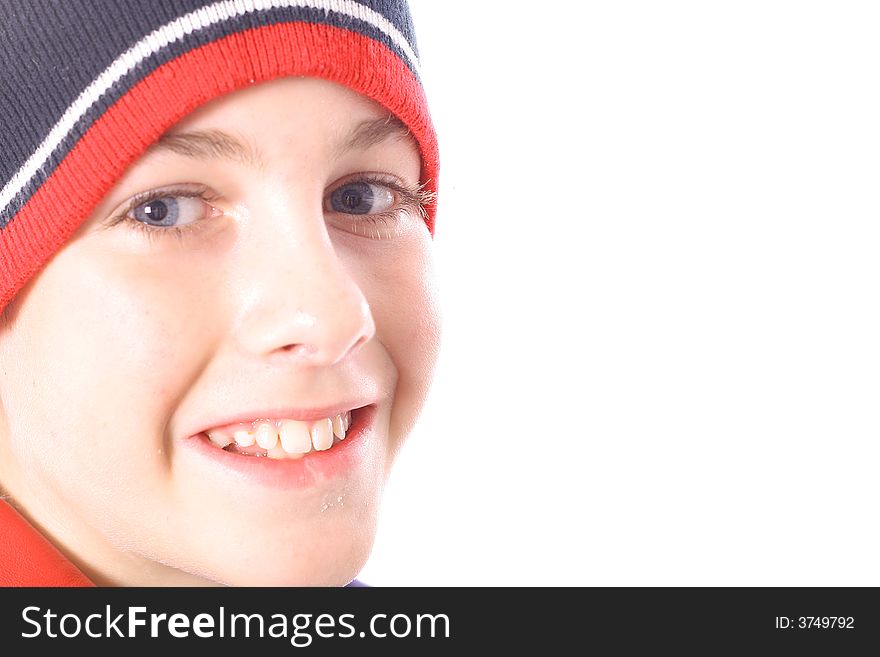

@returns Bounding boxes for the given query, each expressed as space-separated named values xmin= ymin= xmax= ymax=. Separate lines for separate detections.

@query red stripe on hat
xmin=1 ymin=21 xmax=438 ymax=310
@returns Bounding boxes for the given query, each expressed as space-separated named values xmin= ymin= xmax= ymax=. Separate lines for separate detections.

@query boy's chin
xmin=190 ymin=532 xmax=375 ymax=587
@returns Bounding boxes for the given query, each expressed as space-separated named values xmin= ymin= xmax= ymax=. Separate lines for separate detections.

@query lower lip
xmin=181 ymin=405 xmax=376 ymax=490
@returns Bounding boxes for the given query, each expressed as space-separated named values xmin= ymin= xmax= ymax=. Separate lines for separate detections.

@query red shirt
xmin=0 ymin=499 xmax=93 ymax=586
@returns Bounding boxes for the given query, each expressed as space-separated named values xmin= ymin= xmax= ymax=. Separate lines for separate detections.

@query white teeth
xmin=208 ymin=430 xmax=233 ymax=448
xmin=279 ymin=419 xmax=312 ymax=454
xmin=208 ymin=409 xmax=359 ymax=457
xmin=255 ymin=422 xmax=278 ymax=450
xmin=311 ymin=418 xmax=334 ymax=451
xmin=234 ymin=430 xmax=255 ymax=447
xmin=331 ymin=414 xmax=345 ymax=440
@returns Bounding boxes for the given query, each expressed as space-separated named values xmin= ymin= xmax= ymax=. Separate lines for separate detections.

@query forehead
xmin=143 ymin=76 xmax=413 ymax=169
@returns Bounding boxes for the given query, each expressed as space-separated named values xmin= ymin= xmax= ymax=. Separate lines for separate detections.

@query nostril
xmin=280 ymin=343 xmax=317 ymax=359
xmin=350 ymin=334 xmax=369 ymax=353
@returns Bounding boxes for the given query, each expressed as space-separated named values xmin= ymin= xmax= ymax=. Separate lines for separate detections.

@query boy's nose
xmin=233 ymin=211 xmax=376 ymax=367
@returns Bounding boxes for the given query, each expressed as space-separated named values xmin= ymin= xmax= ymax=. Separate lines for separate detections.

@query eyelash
xmin=106 ymin=175 xmax=433 ymax=243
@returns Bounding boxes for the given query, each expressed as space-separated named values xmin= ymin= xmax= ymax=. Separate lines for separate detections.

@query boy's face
xmin=0 ymin=77 xmax=440 ymax=585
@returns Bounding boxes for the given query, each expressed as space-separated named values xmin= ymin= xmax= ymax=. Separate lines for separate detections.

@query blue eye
xmin=129 ymin=195 xmax=213 ymax=228
xmin=329 ymin=181 xmax=394 ymax=215
xmin=133 ymin=197 xmax=179 ymax=226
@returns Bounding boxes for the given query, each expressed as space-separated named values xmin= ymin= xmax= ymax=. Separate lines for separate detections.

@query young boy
xmin=0 ymin=0 xmax=439 ymax=586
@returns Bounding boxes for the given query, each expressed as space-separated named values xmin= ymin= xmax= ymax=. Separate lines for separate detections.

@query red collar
xmin=0 ymin=499 xmax=93 ymax=586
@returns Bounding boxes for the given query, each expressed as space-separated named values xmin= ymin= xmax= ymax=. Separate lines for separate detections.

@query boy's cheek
xmin=365 ymin=250 xmax=441 ymax=451
xmin=0 ymin=250 xmax=229 ymax=560
xmin=2 ymin=248 xmax=221 ymax=476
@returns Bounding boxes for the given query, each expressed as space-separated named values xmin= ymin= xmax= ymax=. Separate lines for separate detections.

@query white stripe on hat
xmin=0 ymin=0 xmax=420 ymax=217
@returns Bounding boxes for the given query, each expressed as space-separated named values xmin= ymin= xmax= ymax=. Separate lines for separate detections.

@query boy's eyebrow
xmin=334 ymin=115 xmax=411 ymax=156
xmin=149 ymin=128 xmax=266 ymax=170
xmin=148 ymin=115 xmax=411 ymax=170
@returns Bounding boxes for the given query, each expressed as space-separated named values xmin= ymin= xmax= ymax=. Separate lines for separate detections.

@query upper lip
xmin=187 ymin=400 xmax=375 ymax=437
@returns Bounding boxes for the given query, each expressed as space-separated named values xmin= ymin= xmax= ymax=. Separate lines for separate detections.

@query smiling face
xmin=0 ymin=77 xmax=440 ymax=586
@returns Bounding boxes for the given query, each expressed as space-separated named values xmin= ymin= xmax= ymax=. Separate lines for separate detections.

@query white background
xmin=359 ymin=1 xmax=880 ymax=585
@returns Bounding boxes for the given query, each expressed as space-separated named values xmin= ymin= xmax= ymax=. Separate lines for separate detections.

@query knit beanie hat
xmin=0 ymin=0 xmax=438 ymax=312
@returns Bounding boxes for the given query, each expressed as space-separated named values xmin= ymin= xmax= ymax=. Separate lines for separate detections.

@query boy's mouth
xmin=200 ymin=409 xmax=354 ymax=460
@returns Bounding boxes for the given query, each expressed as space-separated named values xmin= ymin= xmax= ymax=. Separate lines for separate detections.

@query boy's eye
xmin=130 ymin=195 xmax=214 ymax=228
xmin=328 ymin=181 xmax=395 ymax=215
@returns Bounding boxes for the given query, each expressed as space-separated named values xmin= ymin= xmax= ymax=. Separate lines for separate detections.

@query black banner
xmin=0 ymin=587 xmax=876 ymax=653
